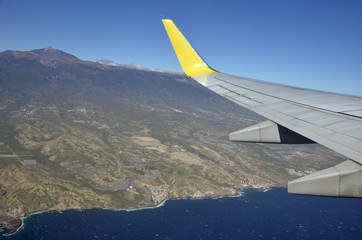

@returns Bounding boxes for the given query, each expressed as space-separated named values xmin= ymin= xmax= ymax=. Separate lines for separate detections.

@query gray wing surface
xmin=162 ymin=19 xmax=362 ymax=198
xmin=194 ymin=73 xmax=362 ymax=165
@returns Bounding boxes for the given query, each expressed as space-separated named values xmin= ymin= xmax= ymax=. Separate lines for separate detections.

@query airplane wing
xmin=162 ymin=19 xmax=362 ymax=198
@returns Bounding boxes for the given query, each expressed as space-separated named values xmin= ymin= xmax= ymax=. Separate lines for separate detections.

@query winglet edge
xmin=162 ymin=19 xmax=218 ymax=78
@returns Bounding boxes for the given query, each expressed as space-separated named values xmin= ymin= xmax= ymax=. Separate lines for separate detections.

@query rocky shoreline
xmin=1 ymin=186 xmax=257 ymax=237
xmin=0 ymin=215 xmax=23 ymax=236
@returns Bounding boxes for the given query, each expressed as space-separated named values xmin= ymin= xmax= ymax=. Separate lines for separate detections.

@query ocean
xmin=4 ymin=188 xmax=362 ymax=240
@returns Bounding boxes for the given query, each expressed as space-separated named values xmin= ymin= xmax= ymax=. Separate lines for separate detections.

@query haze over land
xmin=0 ymin=48 xmax=346 ymax=235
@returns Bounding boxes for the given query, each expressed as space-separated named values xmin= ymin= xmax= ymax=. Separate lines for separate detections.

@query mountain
xmin=0 ymin=48 xmax=345 ymax=235
xmin=31 ymin=46 xmax=79 ymax=60
xmin=0 ymin=47 xmax=246 ymax=114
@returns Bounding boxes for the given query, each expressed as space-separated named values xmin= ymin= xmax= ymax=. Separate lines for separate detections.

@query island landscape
xmin=0 ymin=47 xmax=346 ymax=235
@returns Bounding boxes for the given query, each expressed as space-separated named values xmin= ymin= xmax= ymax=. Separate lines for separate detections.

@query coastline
xmin=6 ymin=187 xmax=268 ymax=237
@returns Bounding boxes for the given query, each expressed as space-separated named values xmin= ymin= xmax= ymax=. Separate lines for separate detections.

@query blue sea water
xmin=4 ymin=188 xmax=362 ymax=240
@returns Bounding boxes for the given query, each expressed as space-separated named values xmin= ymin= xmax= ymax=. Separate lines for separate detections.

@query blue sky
xmin=1 ymin=0 xmax=361 ymax=95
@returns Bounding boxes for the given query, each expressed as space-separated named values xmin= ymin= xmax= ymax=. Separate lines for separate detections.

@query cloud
xmin=97 ymin=59 xmax=118 ymax=66
xmin=96 ymin=59 xmax=184 ymax=75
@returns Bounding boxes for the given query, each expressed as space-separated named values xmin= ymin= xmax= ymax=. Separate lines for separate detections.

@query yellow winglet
xmin=162 ymin=19 xmax=218 ymax=77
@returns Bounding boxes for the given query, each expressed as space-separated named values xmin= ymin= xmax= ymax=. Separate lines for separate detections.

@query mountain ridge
xmin=31 ymin=46 xmax=79 ymax=60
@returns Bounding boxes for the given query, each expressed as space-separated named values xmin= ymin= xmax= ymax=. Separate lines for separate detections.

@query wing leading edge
xmin=162 ymin=19 xmax=362 ymax=198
